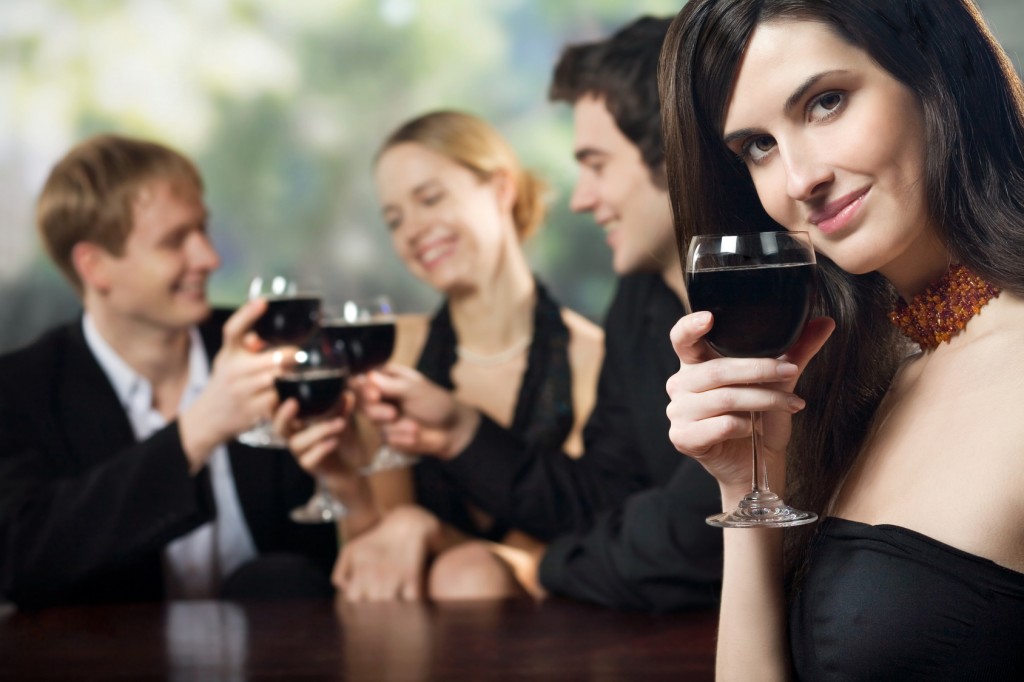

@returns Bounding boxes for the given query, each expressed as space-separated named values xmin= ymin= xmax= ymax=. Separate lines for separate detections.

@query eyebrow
xmin=574 ymin=147 xmax=606 ymax=163
xmin=722 ymin=69 xmax=850 ymax=145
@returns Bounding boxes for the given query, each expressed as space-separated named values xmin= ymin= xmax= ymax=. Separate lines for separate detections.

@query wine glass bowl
xmin=685 ymin=231 xmax=818 ymax=528
xmin=249 ymin=275 xmax=321 ymax=347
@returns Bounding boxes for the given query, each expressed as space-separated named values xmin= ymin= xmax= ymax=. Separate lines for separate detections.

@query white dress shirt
xmin=83 ymin=314 xmax=257 ymax=599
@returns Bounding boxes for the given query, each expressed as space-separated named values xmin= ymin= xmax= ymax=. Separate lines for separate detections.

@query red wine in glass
xmin=321 ymin=321 xmax=397 ymax=374
xmin=686 ymin=263 xmax=816 ymax=358
xmin=255 ymin=296 xmax=322 ymax=346
xmin=685 ymin=231 xmax=818 ymax=528
xmin=275 ymin=369 xmax=347 ymax=419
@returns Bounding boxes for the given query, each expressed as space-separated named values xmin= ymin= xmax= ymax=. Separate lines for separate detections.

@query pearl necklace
xmin=455 ymin=335 xmax=532 ymax=366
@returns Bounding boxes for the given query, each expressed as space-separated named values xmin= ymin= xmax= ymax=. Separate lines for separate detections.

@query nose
xmin=569 ymin=175 xmax=598 ymax=214
xmin=188 ymin=231 xmax=221 ymax=271
xmin=781 ymin=144 xmax=833 ymax=202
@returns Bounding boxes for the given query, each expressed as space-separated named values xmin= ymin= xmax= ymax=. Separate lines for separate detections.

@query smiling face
xmin=723 ymin=19 xmax=948 ymax=295
xmin=92 ymin=178 xmax=218 ymax=331
xmin=375 ymin=142 xmax=511 ymax=296
xmin=569 ymin=94 xmax=676 ymax=277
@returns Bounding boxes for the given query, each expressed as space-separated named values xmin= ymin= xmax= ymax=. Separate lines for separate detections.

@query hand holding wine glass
xmin=322 ymin=295 xmax=418 ymax=474
xmin=682 ymin=231 xmax=819 ymax=528
xmin=277 ymin=329 xmax=351 ymax=523
xmin=237 ymin=274 xmax=321 ymax=448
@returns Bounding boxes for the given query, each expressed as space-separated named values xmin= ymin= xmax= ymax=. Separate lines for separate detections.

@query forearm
xmin=443 ymin=415 xmax=647 ymax=540
xmin=537 ymin=477 xmax=723 ymax=612
xmin=715 ymin=482 xmax=790 ymax=681
xmin=1 ymin=425 xmax=208 ymax=604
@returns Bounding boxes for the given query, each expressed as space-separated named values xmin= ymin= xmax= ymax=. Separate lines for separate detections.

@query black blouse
xmin=790 ymin=516 xmax=1024 ymax=680
xmin=411 ymin=279 xmax=573 ymax=540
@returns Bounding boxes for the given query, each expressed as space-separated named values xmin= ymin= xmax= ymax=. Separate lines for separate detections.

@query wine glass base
xmin=238 ymin=421 xmax=288 ymax=449
xmin=707 ymin=492 xmax=818 ymax=528
xmin=290 ymin=497 xmax=348 ymax=524
xmin=359 ymin=447 xmax=419 ymax=476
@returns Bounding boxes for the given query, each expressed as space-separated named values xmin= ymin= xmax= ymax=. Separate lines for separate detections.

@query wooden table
xmin=0 ymin=597 xmax=716 ymax=680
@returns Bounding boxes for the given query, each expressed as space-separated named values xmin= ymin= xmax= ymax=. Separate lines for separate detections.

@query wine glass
xmin=278 ymin=330 xmax=351 ymax=523
xmin=685 ymin=231 xmax=818 ymax=528
xmin=321 ymin=296 xmax=417 ymax=474
xmin=238 ymin=275 xmax=322 ymax=448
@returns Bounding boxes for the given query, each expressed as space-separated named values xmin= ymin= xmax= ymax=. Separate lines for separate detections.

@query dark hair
xmin=660 ymin=0 xmax=1024 ymax=587
xmin=549 ymin=16 xmax=674 ymax=184
xmin=37 ymin=134 xmax=202 ymax=294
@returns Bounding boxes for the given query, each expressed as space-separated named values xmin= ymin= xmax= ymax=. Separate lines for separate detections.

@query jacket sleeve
xmin=0 ymin=359 xmax=212 ymax=608
xmin=537 ymin=459 xmax=723 ymax=613
xmin=442 ymin=340 xmax=653 ymax=541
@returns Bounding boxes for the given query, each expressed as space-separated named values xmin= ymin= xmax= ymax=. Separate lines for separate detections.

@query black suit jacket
xmin=443 ymin=273 xmax=723 ymax=612
xmin=0 ymin=309 xmax=336 ymax=609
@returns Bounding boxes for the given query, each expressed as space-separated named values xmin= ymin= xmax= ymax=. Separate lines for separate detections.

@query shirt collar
xmin=82 ymin=313 xmax=208 ymax=414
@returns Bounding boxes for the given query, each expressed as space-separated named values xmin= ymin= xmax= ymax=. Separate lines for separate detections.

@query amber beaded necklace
xmin=889 ymin=263 xmax=1001 ymax=350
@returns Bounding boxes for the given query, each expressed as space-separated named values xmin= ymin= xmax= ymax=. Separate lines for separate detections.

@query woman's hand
xmin=665 ymin=311 xmax=834 ymax=503
xmin=333 ymin=505 xmax=442 ymax=601
xmin=273 ymin=392 xmax=366 ymax=495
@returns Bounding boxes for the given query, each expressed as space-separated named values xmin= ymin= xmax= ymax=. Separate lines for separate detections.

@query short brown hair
xmin=377 ymin=110 xmax=549 ymax=241
xmin=36 ymin=134 xmax=203 ymax=293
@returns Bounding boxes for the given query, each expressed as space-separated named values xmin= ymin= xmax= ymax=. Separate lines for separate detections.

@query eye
xmin=383 ymin=211 xmax=401 ymax=232
xmin=422 ymin=190 xmax=444 ymax=206
xmin=808 ymin=91 xmax=845 ymax=122
xmin=739 ymin=134 xmax=777 ymax=165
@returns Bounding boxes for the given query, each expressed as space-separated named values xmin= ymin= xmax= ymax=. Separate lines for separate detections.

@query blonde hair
xmin=37 ymin=133 xmax=202 ymax=294
xmin=377 ymin=110 xmax=548 ymax=240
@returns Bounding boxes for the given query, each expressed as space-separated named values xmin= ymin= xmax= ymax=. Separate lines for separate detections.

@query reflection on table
xmin=0 ymin=596 xmax=717 ymax=680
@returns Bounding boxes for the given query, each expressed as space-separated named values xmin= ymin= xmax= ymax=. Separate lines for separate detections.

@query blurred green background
xmin=1 ymin=0 xmax=1022 ymax=353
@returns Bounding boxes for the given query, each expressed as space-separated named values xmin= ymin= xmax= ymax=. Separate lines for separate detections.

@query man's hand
xmin=179 ymin=300 xmax=290 ymax=472
xmin=359 ymin=365 xmax=481 ymax=460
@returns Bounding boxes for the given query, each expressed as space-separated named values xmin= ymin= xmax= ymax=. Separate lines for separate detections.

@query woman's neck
xmin=448 ymin=245 xmax=536 ymax=354
xmin=880 ymin=229 xmax=951 ymax=301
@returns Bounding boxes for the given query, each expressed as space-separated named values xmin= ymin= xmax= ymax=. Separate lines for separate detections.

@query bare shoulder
xmin=560 ymin=308 xmax=604 ymax=369
xmin=391 ymin=313 xmax=431 ymax=368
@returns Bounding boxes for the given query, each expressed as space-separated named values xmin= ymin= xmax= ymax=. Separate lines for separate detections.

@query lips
xmin=415 ymin=235 xmax=457 ymax=269
xmin=809 ymin=187 xmax=869 ymax=235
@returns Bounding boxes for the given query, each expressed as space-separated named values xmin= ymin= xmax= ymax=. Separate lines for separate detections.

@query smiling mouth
xmin=417 ymin=240 xmax=456 ymax=269
xmin=809 ymin=187 xmax=869 ymax=234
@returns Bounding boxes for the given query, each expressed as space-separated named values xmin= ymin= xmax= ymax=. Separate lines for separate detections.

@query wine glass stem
xmin=750 ymin=411 xmax=771 ymax=495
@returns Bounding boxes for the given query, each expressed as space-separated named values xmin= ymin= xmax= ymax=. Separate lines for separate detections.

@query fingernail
xmin=788 ymin=396 xmax=806 ymax=411
xmin=777 ymin=362 xmax=798 ymax=378
xmin=692 ymin=311 xmax=712 ymax=327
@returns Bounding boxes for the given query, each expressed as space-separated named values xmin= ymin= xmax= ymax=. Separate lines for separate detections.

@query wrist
xmin=177 ymin=405 xmax=223 ymax=474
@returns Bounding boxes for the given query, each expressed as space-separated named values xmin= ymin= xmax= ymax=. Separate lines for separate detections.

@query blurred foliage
xmin=1 ymin=0 xmax=1021 ymax=353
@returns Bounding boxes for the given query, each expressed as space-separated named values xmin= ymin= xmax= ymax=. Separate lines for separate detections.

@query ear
xmin=491 ymin=168 xmax=518 ymax=215
xmin=71 ymin=241 xmax=114 ymax=294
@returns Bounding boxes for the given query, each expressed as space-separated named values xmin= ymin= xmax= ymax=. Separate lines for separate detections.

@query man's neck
xmin=87 ymin=305 xmax=193 ymax=391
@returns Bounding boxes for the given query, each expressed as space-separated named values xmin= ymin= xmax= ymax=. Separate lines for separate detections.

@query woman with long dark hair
xmin=661 ymin=0 xmax=1024 ymax=677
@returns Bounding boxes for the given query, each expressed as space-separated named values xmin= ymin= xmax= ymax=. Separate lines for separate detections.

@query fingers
xmin=781 ymin=316 xmax=835 ymax=377
xmin=669 ymin=312 xmax=716 ymax=366
xmin=222 ymin=299 xmax=267 ymax=350
xmin=287 ymin=415 xmax=347 ymax=458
